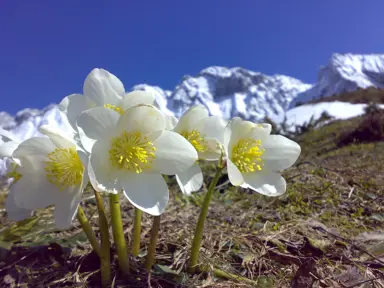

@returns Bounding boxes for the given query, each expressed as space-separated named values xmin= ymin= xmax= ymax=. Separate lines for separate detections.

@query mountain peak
xmin=290 ymin=53 xmax=384 ymax=108
xmin=166 ymin=65 xmax=311 ymax=120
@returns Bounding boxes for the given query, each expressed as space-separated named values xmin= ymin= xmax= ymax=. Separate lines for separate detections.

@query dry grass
xmin=303 ymin=87 xmax=384 ymax=106
xmin=0 ymin=113 xmax=384 ymax=287
xmin=338 ymin=105 xmax=384 ymax=146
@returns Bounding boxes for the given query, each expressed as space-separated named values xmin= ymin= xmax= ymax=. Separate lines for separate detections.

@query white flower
xmin=59 ymin=68 xmax=157 ymax=147
xmin=4 ymin=163 xmax=33 ymax=221
xmin=224 ymin=117 xmax=301 ymax=196
xmin=9 ymin=126 xmax=89 ymax=229
xmin=0 ymin=129 xmax=31 ymax=220
xmin=76 ymin=104 xmax=198 ymax=215
xmin=0 ymin=128 xmax=22 ymax=190
xmin=165 ymin=115 xmax=179 ymax=130
xmin=172 ymin=105 xmax=227 ymax=195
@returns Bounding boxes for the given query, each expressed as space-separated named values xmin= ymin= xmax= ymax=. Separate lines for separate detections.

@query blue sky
xmin=1 ymin=1 xmax=383 ymax=114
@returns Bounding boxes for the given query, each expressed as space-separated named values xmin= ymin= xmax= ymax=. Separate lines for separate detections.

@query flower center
xmin=44 ymin=148 xmax=84 ymax=190
xmin=104 ymin=104 xmax=124 ymax=115
xmin=231 ymin=138 xmax=265 ymax=173
xmin=180 ymin=130 xmax=208 ymax=152
xmin=109 ymin=131 xmax=156 ymax=173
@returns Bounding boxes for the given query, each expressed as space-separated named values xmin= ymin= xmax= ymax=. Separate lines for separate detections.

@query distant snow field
xmin=271 ymin=101 xmax=384 ymax=131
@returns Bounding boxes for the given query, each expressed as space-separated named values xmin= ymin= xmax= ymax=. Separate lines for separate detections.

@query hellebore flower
xmin=8 ymin=126 xmax=88 ymax=229
xmin=173 ymin=105 xmax=227 ymax=195
xmin=224 ymin=117 xmax=301 ymax=196
xmin=4 ymin=164 xmax=33 ymax=221
xmin=76 ymin=104 xmax=198 ymax=215
xmin=0 ymin=128 xmax=32 ymax=220
xmin=59 ymin=69 xmax=157 ymax=151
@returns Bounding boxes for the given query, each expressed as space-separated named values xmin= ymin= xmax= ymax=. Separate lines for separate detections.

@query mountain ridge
xmin=289 ymin=53 xmax=384 ymax=108
xmin=2 ymin=53 xmax=384 ymax=142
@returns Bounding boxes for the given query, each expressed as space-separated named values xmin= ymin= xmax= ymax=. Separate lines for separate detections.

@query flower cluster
xmin=0 ymin=68 xmax=301 ymax=284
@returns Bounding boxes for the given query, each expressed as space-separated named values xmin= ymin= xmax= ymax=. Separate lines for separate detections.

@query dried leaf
xmin=0 ymin=216 xmax=39 ymax=242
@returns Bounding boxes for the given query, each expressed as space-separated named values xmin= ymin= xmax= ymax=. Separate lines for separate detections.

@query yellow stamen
xmin=180 ymin=130 xmax=208 ymax=152
xmin=109 ymin=131 xmax=156 ymax=173
xmin=104 ymin=104 xmax=124 ymax=115
xmin=44 ymin=148 xmax=84 ymax=190
xmin=231 ymin=138 xmax=265 ymax=173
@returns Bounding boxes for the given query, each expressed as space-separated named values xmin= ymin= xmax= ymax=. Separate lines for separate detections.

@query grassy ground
xmin=302 ymin=87 xmax=384 ymax=106
xmin=0 ymin=113 xmax=383 ymax=287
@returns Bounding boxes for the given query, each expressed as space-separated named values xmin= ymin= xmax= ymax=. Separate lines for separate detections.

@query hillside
xmin=1 ymin=108 xmax=383 ymax=287
xmin=305 ymin=87 xmax=384 ymax=106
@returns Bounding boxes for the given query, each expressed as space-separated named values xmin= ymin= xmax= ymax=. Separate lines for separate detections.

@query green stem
xmin=145 ymin=215 xmax=161 ymax=271
xmin=109 ymin=193 xmax=130 ymax=274
xmin=76 ymin=206 xmax=101 ymax=257
xmin=94 ymin=192 xmax=111 ymax=287
xmin=188 ymin=165 xmax=224 ymax=274
xmin=131 ymin=207 xmax=143 ymax=256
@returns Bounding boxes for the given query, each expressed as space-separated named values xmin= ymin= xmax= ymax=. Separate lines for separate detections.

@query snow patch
xmin=273 ymin=101 xmax=384 ymax=131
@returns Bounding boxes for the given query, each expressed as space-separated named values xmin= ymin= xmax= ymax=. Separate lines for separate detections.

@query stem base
xmin=109 ymin=193 xmax=130 ymax=274
xmin=188 ymin=165 xmax=224 ymax=274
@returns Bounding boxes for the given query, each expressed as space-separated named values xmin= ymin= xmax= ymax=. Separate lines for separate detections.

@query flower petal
xmin=0 ymin=141 xmax=20 ymax=158
xmin=173 ymin=105 xmax=209 ymax=133
xmin=5 ymin=189 xmax=33 ymax=221
xmin=223 ymin=124 xmax=232 ymax=154
xmin=76 ymin=107 xmax=120 ymax=153
xmin=13 ymin=137 xmax=55 ymax=159
xmin=250 ymin=123 xmax=272 ymax=140
xmin=39 ymin=125 xmax=76 ymax=149
xmin=122 ymin=90 xmax=156 ymax=110
xmin=224 ymin=117 xmax=251 ymax=156
xmin=116 ymin=105 xmax=165 ymax=135
xmin=165 ymin=115 xmax=179 ymax=130
xmin=175 ymin=162 xmax=203 ymax=195
xmin=12 ymin=156 xmax=60 ymax=209
xmin=89 ymin=140 xmax=120 ymax=193
xmin=227 ymin=159 xmax=244 ymax=186
xmin=263 ymin=135 xmax=301 ymax=171
xmin=200 ymin=116 xmax=228 ymax=146
xmin=83 ymin=69 xmax=124 ymax=106
xmin=198 ymin=138 xmax=221 ymax=160
xmin=121 ymin=172 xmax=169 ymax=216
xmin=58 ymin=94 xmax=95 ymax=130
xmin=54 ymin=186 xmax=82 ymax=229
xmin=243 ymin=171 xmax=287 ymax=196
xmin=149 ymin=130 xmax=198 ymax=175
xmin=228 ymin=117 xmax=257 ymax=146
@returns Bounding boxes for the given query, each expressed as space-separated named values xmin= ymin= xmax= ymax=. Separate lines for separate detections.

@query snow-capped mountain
xmin=2 ymin=52 xmax=384 ymax=187
xmin=161 ymin=66 xmax=311 ymax=121
xmin=0 ymin=66 xmax=312 ymax=140
xmin=0 ymin=104 xmax=73 ymax=142
xmin=289 ymin=53 xmax=384 ymax=108
xmin=2 ymin=53 xmax=384 ymax=147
